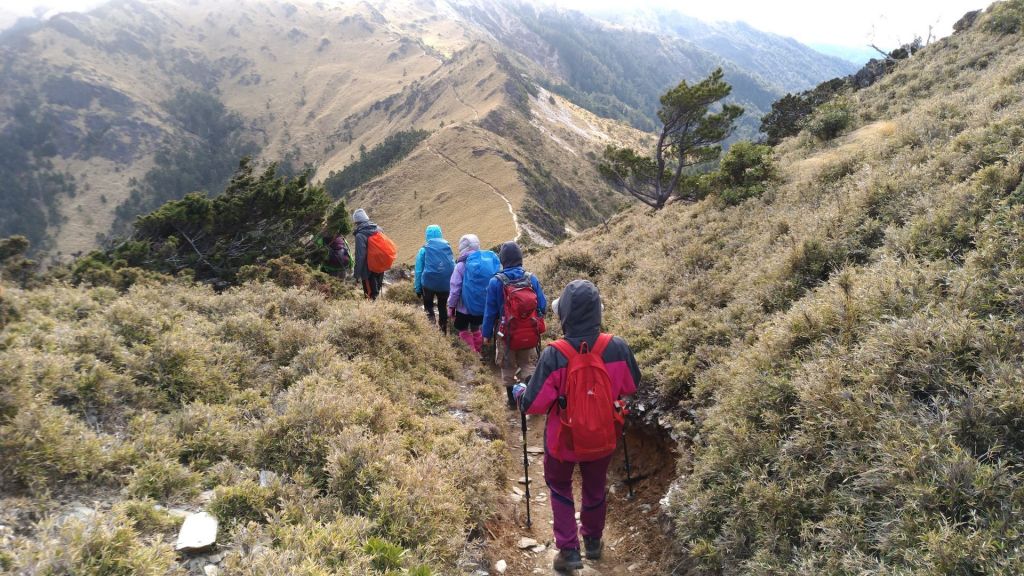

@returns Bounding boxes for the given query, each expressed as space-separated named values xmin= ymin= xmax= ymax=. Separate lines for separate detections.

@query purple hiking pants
xmin=543 ymin=451 xmax=613 ymax=551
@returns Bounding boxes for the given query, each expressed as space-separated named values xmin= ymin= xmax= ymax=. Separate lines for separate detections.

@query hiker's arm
xmin=481 ymin=277 xmax=501 ymax=340
xmin=413 ymin=247 xmax=424 ymax=295
xmin=447 ymin=262 xmax=464 ymax=310
xmin=617 ymin=336 xmax=641 ymax=397
xmin=354 ymin=231 xmax=368 ymax=279
xmin=531 ymin=276 xmax=547 ymax=315
xmin=519 ymin=347 xmax=559 ymax=414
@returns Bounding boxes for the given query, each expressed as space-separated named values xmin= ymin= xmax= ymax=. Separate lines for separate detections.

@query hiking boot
xmin=583 ymin=537 xmax=603 ymax=560
xmin=552 ymin=548 xmax=583 ymax=572
xmin=505 ymin=386 xmax=517 ymax=409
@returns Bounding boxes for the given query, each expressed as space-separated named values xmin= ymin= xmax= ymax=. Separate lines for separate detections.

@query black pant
xmin=363 ymin=272 xmax=384 ymax=300
xmin=422 ymin=288 xmax=449 ymax=333
xmin=452 ymin=311 xmax=483 ymax=331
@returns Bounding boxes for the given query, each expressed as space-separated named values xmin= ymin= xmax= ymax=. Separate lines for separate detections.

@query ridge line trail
xmin=450 ymin=83 xmax=481 ymax=120
xmin=426 ymin=146 xmax=521 ymax=242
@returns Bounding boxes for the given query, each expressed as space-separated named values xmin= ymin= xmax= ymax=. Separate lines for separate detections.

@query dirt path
xmin=483 ymin=401 xmax=675 ymax=575
xmin=426 ymin=146 xmax=522 ymax=242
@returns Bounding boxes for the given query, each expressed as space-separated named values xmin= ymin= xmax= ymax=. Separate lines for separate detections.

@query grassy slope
xmin=0 ymin=279 xmax=506 ymax=573
xmin=531 ymin=4 xmax=1024 ymax=573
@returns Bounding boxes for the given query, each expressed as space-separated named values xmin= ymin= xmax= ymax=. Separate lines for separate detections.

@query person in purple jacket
xmin=513 ymin=279 xmax=640 ymax=572
xmin=447 ymin=233 xmax=485 ymax=352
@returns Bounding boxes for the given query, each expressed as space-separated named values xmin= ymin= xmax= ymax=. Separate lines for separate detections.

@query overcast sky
xmin=1 ymin=0 xmax=992 ymax=48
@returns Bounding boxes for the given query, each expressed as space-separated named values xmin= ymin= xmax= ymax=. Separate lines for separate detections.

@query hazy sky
xmin=1 ymin=0 xmax=992 ymax=48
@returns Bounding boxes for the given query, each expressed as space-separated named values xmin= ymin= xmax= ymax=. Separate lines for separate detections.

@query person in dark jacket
xmin=482 ymin=241 xmax=547 ymax=407
xmin=352 ymin=208 xmax=384 ymax=300
xmin=414 ymin=224 xmax=454 ymax=333
xmin=513 ymin=279 xmax=640 ymax=572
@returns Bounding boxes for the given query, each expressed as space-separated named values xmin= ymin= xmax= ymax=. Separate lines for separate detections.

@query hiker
xmin=513 ymin=279 xmax=640 ymax=572
xmin=353 ymin=208 xmax=397 ymax=300
xmin=414 ymin=225 xmax=455 ymax=333
xmin=447 ymin=234 xmax=500 ymax=353
xmin=316 ymin=230 xmax=352 ymax=281
xmin=482 ymin=241 xmax=547 ymax=408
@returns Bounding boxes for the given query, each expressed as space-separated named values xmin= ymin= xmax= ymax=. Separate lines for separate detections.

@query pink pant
xmin=543 ymin=452 xmax=613 ymax=550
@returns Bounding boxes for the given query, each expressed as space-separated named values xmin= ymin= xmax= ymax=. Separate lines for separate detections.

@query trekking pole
xmin=520 ymin=402 xmax=532 ymax=528
xmin=622 ymin=420 xmax=635 ymax=500
xmin=616 ymin=400 xmax=635 ymax=500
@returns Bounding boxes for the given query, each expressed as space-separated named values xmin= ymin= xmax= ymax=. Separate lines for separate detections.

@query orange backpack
xmin=366 ymin=231 xmax=397 ymax=273
xmin=550 ymin=333 xmax=623 ymax=461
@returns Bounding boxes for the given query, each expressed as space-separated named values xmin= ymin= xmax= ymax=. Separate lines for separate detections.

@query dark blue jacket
xmin=481 ymin=266 xmax=547 ymax=338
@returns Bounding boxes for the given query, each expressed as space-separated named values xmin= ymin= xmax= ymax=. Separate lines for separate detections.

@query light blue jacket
xmin=414 ymin=225 xmax=451 ymax=294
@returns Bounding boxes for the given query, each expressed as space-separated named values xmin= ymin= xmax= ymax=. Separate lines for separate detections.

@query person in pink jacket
xmin=513 ymin=279 xmax=641 ymax=572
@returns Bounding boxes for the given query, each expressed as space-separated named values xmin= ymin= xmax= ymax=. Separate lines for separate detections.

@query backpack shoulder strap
xmin=496 ymin=272 xmax=510 ymax=285
xmin=549 ymin=339 xmax=577 ymax=361
xmin=592 ymin=333 xmax=614 ymax=356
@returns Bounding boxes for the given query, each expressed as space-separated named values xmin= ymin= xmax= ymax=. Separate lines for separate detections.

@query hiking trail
xmin=427 ymin=146 xmax=522 ymax=243
xmin=481 ymin=376 xmax=675 ymax=575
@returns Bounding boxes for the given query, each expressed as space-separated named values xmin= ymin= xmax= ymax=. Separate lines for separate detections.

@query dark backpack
xmin=550 ymin=333 xmax=623 ymax=461
xmin=497 ymin=272 xmax=545 ymax=350
xmin=328 ymin=237 xmax=351 ymax=268
xmin=421 ymin=238 xmax=455 ymax=293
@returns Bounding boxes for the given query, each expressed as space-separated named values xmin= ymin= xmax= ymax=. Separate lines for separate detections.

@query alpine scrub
xmin=0 ymin=278 xmax=505 ymax=574
xmin=530 ymin=4 xmax=1024 ymax=573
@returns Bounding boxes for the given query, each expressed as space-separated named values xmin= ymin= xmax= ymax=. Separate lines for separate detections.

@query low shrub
xmin=126 ymin=456 xmax=202 ymax=501
xmin=209 ymin=481 xmax=277 ymax=529
xmin=12 ymin=511 xmax=178 ymax=575
xmin=806 ymin=98 xmax=854 ymax=141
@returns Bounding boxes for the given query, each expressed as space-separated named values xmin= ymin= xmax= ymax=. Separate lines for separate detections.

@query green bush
xmin=715 ymin=141 xmax=776 ymax=205
xmin=115 ymin=500 xmax=184 ymax=535
xmin=12 ymin=511 xmax=178 ymax=575
xmin=209 ymin=482 xmax=276 ymax=529
xmin=0 ymin=402 xmax=109 ymax=492
xmin=126 ymin=456 xmax=201 ymax=500
xmin=806 ymin=98 xmax=853 ymax=141
xmin=984 ymin=0 xmax=1024 ymax=34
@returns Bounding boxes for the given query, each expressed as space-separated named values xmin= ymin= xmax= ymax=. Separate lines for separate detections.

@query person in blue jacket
xmin=482 ymin=241 xmax=547 ymax=407
xmin=414 ymin=225 xmax=455 ymax=334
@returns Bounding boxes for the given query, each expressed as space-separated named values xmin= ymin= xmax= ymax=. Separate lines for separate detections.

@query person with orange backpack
xmin=512 ymin=279 xmax=640 ymax=572
xmin=482 ymin=241 xmax=547 ymax=408
xmin=352 ymin=208 xmax=397 ymax=300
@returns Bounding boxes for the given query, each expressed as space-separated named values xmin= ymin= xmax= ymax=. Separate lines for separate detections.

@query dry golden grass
xmin=0 ymin=278 xmax=505 ymax=574
xmin=530 ymin=5 xmax=1024 ymax=572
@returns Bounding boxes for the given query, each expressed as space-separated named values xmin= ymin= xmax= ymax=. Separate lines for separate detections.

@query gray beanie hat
xmin=352 ymin=208 xmax=369 ymax=223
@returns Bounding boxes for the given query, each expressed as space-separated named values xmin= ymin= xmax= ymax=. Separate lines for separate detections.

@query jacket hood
xmin=425 ymin=225 xmax=443 ymax=242
xmin=499 ymin=242 xmax=523 ymax=268
xmin=458 ymin=234 xmax=480 ymax=259
xmin=352 ymin=208 xmax=369 ymax=224
xmin=557 ymin=280 xmax=602 ymax=338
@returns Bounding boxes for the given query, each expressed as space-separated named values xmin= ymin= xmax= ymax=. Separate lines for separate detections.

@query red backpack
xmin=550 ymin=334 xmax=623 ymax=461
xmin=497 ymin=272 xmax=545 ymax=350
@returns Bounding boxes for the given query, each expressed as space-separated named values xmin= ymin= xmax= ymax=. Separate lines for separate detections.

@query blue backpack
xmin=461 ymin=250 xmax=500 ymax=316
xmin=422 ymin=238 xmax=455 ymax=293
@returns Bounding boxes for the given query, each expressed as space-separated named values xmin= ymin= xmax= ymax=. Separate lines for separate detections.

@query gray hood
xmin=557 ymin=279 xmax=602 ymax=338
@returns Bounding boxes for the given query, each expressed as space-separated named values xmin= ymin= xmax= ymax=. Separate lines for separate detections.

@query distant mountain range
xmin=0 ymin=0 xmax=855 ymax=259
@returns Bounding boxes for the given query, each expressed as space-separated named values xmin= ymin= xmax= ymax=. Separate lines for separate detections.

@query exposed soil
xmin=483 ymin=404 xmax=677 ymax=575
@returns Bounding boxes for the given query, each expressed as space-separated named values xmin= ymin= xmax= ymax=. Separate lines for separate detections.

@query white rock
xmin=203 ymin=565 xmax=221 ymax=576
xmin=512 ymin=486 xmax=524 ymax=496
xmin=526 ymin=446 xmax=544 ymax=454
xmin=517 ymin=477 xmax=532 ymax=485
xmin=531 ymin=545 xmax=546 ymax=553
xmin=175 ymin=512 xmax=218 ymax=552
xmin=518 ymin=537 xmax=538 ymax=549
xmin=628 ymin=563 xmax=640 ymax=571
xmin=495 ymin=559 xmax=507 ymax=573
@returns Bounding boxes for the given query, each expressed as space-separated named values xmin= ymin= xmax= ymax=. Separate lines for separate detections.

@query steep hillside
xmin=0 ymin=277 xmax=507 ymax=574
xmin=0 ymin=0 xmax=849 ymax=261
xmin=531 ymin=2 xmax=1024 ymax=572
xmin=587 ymin=8 xmax=858 ymax=94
